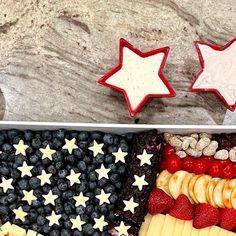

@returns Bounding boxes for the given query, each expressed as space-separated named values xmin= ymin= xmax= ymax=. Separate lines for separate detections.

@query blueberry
xmin=76 ymin=205 xmax=86 ymax=215
xmin=18 ymin=179 xmax=29 ymax=190
xmin=58 ymin=179 xmax=68 ymax=191
xmin=78 ymin=141 xmax=89 ymax=149
xmin=61 ymin=229 xmax=71 ymax=236
xmin=11 ymin=169 xmax=21 ymax=179
xmin=51 ymin=230 xmax=60 ymax=236
xmin=77 ymin=161 xmax=86 ymax=172
xmin=61 ymin=213 xmax=68 ymax=221
xmin=91 ymin=132 xmax=103 ymax=141
xmin=31 ymin=200 xmax=42 ymax=208
xmin=52 ymin=186 xmax=61 ymax=196
xmin=2 ymin=143 xmax=13 ymax=153
xmin=9 ymin=203 xmax=17 ymax=210
xmin=29 ymin=177 xmax=40 ymax=189
xmin=42 ymin=158 xmax=51 ymax=166
xmin=55 ymin=161 xmax=64 ymax=170
xmin=91 ymin=211 xmax=100 ymax=220
xmin=54 ymin=151 xmax=64 ymax=162
xmin=27 ymin=209 xmax=38 ymax=222
xmin=85 ymin=204 xmax=94 ymax=214
xmin=88 ymin=171 xmax=97 ymax=182
xmin=105 ymin=154 xmax=114 ymax=164
xmin=53 ymin=129 xmax=65 ymax=140
xmin=53 ymin=138 xmax=63 ymax=149
xmin=42 ymin=224 xmax=51 ymax=234
xmin=93 ymin=231 xmax=102 ymax=236
xmin=48 ymin=165 xmax=57 ymax=174
xmin=104 ymin=184 xmax=115 ymax=193
xmin=78 ymin=131 xmax=89 ymax=141
xmin=123 ymin=132 xmax=134 ymax=142
xmin=55 ymin=203 xmax=64 ymax=214
xmin=108 ymin=163 xmax=117 ymax=172
xmin=0 ymin=165 xmax=10 ymax=176
xmin=115 ymin=182 xmax=122 ymax=189
xmin=42 ymin=185 xmax=51 ymax=194
xmin=117 ymin=165 xmax=126 ymax=174
xmin=87 ymin=165 xmax=95 ymax=173
xmin=110 ymin=173 xmax=120 ymax=183
xmin=37 ymin=207 xmax=45 ymax=214
xmin=74 ymin=148 xmax=84 ymax=159
xmin=98 ymin=203 xmax=108 ymax=214
xmin=24 ymin=130 xmax=34 ymax=141
xmin=94 ymin=188 xmax=101 ymax=195
xmin=26 ymin=146 xmax=34 ymax=155
xmin=31 ymin=223 xmax=41 ymax=232
xmin=22 ymin=205 xmax=30 ymax=212
xmin=64 ymin=202 xmax=74 ymax=215
xmin=33 ymin=188 xmax=43 ymax=198
xmin=108 ymin=145 xmax=118 ymax=153
xmin=83 ymin=223 xmax=94 ymax=235
xmin=80 ymin=173 xmax=86 ymax=180
xmin=7 ymin=129 xmax=19 ymax=139
xmin=44 ymin=204 xmax=53 ymax=214
xmin=58 ymin=169 xmax=68 ymax=178
xmin=95 ymin=154 xmax=104 ymax=164
xmin=120 ymin=140 xmax=129 ymax=152
xmin=37 ymin=215 xmax=46 ymax=226
xmin=73 ymin=230 xmax=85 ymax=236
xmin=103 ymin=134 xmax=114 ymax=145
xmin=31 ymin=137 xmax=42 ymax=149
xmin=76 ymin=181 xmax=88 ymax=193
xmin=88 ymin=181 xmax=97 ymax=190
xmin=62 ymin=190 xmax=73 ymax=199
xmin=0 ymin=134 xmax=5 ymax=145
xmin=108 ymin=204 xmax=115 ymax=211
xmin=107 ymin=211 xmax=116 ymax=221
xmin=64 ymin=219 xmax=72 ymax=229
xmin=85 ymin=192 xmax=94 ymax=199
xmin=29 ymin=154 xmax=39 ymax=164
xmin=65 ymin=155 xmax=76 ymax=165
xmin=42 ymin=130 xmax=52 ymax=140
xmin=7 ymin=193 xmax=17 ymax=203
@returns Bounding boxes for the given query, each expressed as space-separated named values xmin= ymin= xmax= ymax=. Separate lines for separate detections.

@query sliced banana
xmin=181 ymin=172 xmax=194 ymax=203
xmin=189 ymin=175 xmax=202 ymax=204
xmin=223 ymin=179 xmax=236 ymax=208
xmin=156 ymin=170 xmax=172 ymax=195
xmin=206 ymin=178 xmax=220 ymax=208
xmin=213 ymin=179 xmax=227 ymax=208
xmin=168 ymin=170 xmax=188 ymax=199
xmin=194 ymin=175 xmax=212 ymax=203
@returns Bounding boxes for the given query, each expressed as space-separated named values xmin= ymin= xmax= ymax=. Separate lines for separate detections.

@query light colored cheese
xmin=9 ymin=224 xmax=26 ymax=236
xmin=173 ymin=218 xmax=185 ymax=236
xmin=199 ymin=227 xmax=210 ymax=236
xmin=160 ymin=214 xmax=176 ymax=236
xmin=1 ymin=222 xmax=11 ymax=235
xmin=26 ymin=230 xmax=38 ymax=236
xmin=209 ymin=226 xmax=221 ymax=236
xmin=182 ymin=220 xmax=193 ymax=236
xmin=146 ymin=214 xmax=165 ymax=236
xmin=139 ymin=214 xmax=152 ymax=236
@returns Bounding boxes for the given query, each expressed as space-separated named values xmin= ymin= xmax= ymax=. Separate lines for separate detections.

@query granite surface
xmin=0 ymin=0 xmax=235 ymax=124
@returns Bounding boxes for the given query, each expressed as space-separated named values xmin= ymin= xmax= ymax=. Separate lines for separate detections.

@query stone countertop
xmin=0 ymin=0 xmax=235 ymax=125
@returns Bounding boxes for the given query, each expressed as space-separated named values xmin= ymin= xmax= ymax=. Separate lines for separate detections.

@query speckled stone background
xmin=0 ymin=0 xmax=235 ymax=124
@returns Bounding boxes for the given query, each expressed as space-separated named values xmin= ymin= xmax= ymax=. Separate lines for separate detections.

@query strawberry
xmin=148 ymin=188 xmax=175 ymax=215
xmin=169 ymin=194 xmax=193 ymax=220
xmin=193 ymin=203 xmax=220 ymax=229
xmin=220 ymin=208 xmax=236 ymax=231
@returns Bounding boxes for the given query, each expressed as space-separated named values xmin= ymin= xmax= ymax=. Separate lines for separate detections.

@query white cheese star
xmin=62 ymin=138 xmax=78 ymax=154
xmin=89 ymin=140 xmax=104 ymax=156
xmin=13 ymin=140 xmax=29 ymax=156
xmin=37 ymin=170 xmax=52 ymax=186
xmin=132 ymin=174 xmax=148 ymax=191
xmin=13 ymin=207 xmax=27 ymax=222
xmin=95 ymin=164 xmax=110 ymax=180
xmin=18 ymin=161 xmax=33 ymax=177
xmin=96 ymin=189 xmax=111 ymax=205
xmin=22 ymin=190 xmax=37 ymax=205
xmin=73 ymin=192 xmax=89 ymax=207
xmin=115 ymin=221 xmax=130 ymax=236
xmin=94 ymin=215 xmax=108 ymax=232
xmin=123 ymin=197 xmax=139 ymax=214
xmin=42 ymin=190 xmax=58 ymax=205
xmin=66 ymin=169 xmax=81 ymax=186
xmin=46 ymin=211 xmax=61 ymax=226
xmin=137 ymin=150 xmax=153 ymax=166
xmin=39 ymin=145 xmax=56 ymax=160
xmin=112 ymin=148 xmax=127 ymax=163
xmin=71 ymin=215 xmax=86 ymax=231
xmin=0 ymin=177 xmax=13 ymax=192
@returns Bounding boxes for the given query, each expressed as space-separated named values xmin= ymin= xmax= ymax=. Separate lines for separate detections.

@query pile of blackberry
xmin=0 ymin=129 xmax=133 ymax=236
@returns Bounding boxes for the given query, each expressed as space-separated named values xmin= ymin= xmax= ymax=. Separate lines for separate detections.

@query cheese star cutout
xmin=89 ymin=140 xmax=104 ymax=156
xmin=13 ymin=207 xmax=27 ymax=222
xmin=0 ymin=177 xmax=13 ymax=192
xmin=190 ymin=38 xmax=236 ymax=111
xmin=66 ymin=169 xmax=81 ymax=186
xmin=22 ymin=190 xmax=37 ymax=205
xmin=132 ymin=174 xmax=148 ymax=191
xmin=71 ymin=215 xmax=86 ymax=231
xmin=115 ymin=221 xmax=130 ymax=236
xmin=39 ymin=144 xmax=56 ymax=160
xmin=73 ymin=192 xmax=89 ymax=207
xmin=18 ymin=161 xmax=33 ymax=177
xmin=62 ymin=138 xmax=78 ymax=154
xmin=96 ymin=189 xmax=111 ymax=205
xmin=98 ymin=38 xmax=175 ymax=116
xmin=13 ymin=139 xmax=29 ymax=156
xmin=37 ymin=170 xmax=52 ymax=186
xmin=46 ymin=211 xmax=61 ymax=226
xmin=94 ymin=216 xmax=108 ymax=231
xmin=95 ymin=164 xmax=110 ymax=180
xmin=112 ymin=148 xmax=127 ymax=163
xmin=137 ymin=149 xmax=153 ymax=166
xmin=123 ymin=197 xmax=139 ymax=214
xmin=42 ymin=190 xmax=58 ymax=205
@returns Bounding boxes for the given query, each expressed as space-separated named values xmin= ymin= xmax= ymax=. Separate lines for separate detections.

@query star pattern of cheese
xmin=73 ymin=192 xmax=89 ymax=207
xmin=46 ymin=211 xmax=61 ymax=227
xmin=123 ymin=197 xmax=139 ymax=214
xmin=96 ymin=189 xmax=111 ymax=205
xmin=13 ymin=140 xmax=29 ymax=156
xmin=37 ymin=170 xmax=52 ymax=186
xmin=18 ymin=161 xmax=33 ymax=177
xmin=0 ymin=177 xmax=13 ymax=192
xmin=39 ymin=145 xmax=56 ymax=160
xmin=93 ymin=216 xmax=108 ymax=231
xmin=70 ymin=215 xmax=86 ymax=231
xmin=112 ymin=148 xmax=127 ymax=163
xmin=13 ymin=207 xmax=27 ymax=222
xmin=114 ymin=221 xmax=130 ymax=236
xmin=66 ymin=169 xmax=81 ymax=186
xmin=42 ymin=190 xmax=58 ymax=205
xmin=137 ymin=150 xmax=153 ymax=166
xmin=89 ymin=140 xmax=104 ymax=156
xmin=62 ymin=138 xmax=78 ymax=154
xmin=22 ymin=190 xmax=37 ymax=205
xmin=95 ymin=164 xmax=110 ymax=180
xmin=132 ymin=174 xmax=148 ymax=191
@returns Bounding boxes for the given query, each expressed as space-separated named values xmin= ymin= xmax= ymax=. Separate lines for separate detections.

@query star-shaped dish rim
xmin=98 ymin=38 xmax=176 ymax=116
xmin=189 ymin=37 xmax=236 ymax=111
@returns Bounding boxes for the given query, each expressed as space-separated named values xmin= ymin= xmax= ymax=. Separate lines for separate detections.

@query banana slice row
xmin=156 ymin=169 xmax=236 ymax=209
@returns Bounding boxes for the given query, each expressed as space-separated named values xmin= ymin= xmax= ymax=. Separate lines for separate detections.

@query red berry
xmin=148 ymin=188 xmax=175 ymax=215
xmin=221 ymin=163 xmax=235 ymax=179
xmin=165 ymin=154 xmax=182 ymax=173
xmin=193 ymin=203 xmax=220 ymax=229
xmin=220 ymin=208 xmax=236 ymax=231
xmin=193 ymin=159 xmax=208 ymax=174
xmin=163 ymin=144 xmax=175 ymax=159
xmin=208 ymin=160 xmax=223 ymax=177
xmin=169 ymin=194 xmax=193 ymax=220
xmin=182 ymin=156 xmax=194 ymax=173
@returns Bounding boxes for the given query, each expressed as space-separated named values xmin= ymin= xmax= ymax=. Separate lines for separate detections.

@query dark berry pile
xmin=0 ymin=129 xmax=134 ymax=236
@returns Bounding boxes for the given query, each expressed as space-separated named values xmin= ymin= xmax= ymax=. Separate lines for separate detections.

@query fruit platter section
xmin=1 ymin=128 xmax=236 ymax=236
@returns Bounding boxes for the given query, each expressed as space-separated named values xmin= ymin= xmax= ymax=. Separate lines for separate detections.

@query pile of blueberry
xmin=0 ymin=129 xmax=134 ymax=236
